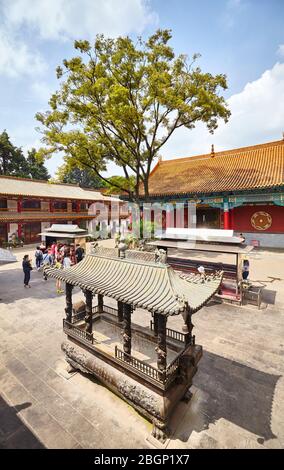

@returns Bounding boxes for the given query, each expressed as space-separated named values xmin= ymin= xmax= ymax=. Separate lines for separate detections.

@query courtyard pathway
xmin=0 ymin=244 xmax=284 ymax=448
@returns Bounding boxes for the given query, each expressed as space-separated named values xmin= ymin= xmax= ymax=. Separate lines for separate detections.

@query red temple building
xmin=0 ymin=176 xmax=126 ymax=245
xmin=145 ymin=139 xmax=284 ymax=248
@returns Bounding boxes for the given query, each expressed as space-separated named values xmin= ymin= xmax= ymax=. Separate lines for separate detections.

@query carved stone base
xmin=61 ymin=338 xmax=202 ymax=442
xmin=66 ymin=363 xmax=77 ymax=374
xmin=151 ymin=424 xmax=169 ymax=443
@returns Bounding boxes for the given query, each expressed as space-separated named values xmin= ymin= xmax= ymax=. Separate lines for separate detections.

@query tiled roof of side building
xmin=146 ymin=140 xmax=284 ymax=197
xmin=0 ymin=175 xmax=119 ymax=202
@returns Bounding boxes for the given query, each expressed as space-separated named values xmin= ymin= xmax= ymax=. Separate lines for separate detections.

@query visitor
xmin=39 ymin=242 xmax=46 ymax=252
xmin=35 ymin=246 xmax=43 ymax=271
xmin=75 ymin=244 xmax=85 ymax=263
xmin=197 ymin=265 xmax=206 ymax=280
xmin=60 ymin=244 xmax=67 ymax=256
xmin=55 ymin=243 xmax=61 ymax=259
xmin=70 ymin=245 xmax=76 ymax=265
xmin=42 ymin=249 xmax=53 ymax=280
xmin=63 ymin=251 xmax=72 ymax=269
xmin=50 ymin=242 xmax=56 ymax=262
xmin=242 ymin=259 xmax=250 ymax=280
xmin=22 ymin=255 xmax=33 ymax=288
xmin=239 ymin=233 xmax=245 ymax=243
xmin=54 ymin=254 xmax=64 ymax=294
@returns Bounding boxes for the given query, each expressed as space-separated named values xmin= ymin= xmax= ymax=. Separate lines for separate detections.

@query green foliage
xmin=26 ymin=148 xmax=50 ymax=180
xmin=36 ymin=29 xmax=230 ymax=201
xmin=55 ymin=164 xmax=105 ymax=189
xmin=0 ymin=131 xmax=49 ymax=180
xmin=0 ymin=130 xmax=29 ymax=177
xmin=103 ymin=175 xmax=135 ymax=195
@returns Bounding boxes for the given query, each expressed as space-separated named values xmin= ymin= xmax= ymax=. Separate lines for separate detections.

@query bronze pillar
xmin=182 ymin=310 xmax=194 ymax=345
xmin=98 ymin=294 xmax=104 ymax=313
xmin=84 ymin=290 xmax=93 ymax=333
xmin=156 ymin=314 xmax=167 ymax=371
xmin=117 ymin=301 xmax=124 ymax=322
xmin=122 ymin=303 xmax=132 ymax=359
xmin=65 ymin=283 xmax=73 ymax=323
xmin=153 ymin=312 xmax=159 ymax=337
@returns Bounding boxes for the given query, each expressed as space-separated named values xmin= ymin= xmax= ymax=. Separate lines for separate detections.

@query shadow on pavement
xmin=0 ymin=395 xmax=45 ymax=449
xmin=171 ymin=350 xmax=280 ymax=444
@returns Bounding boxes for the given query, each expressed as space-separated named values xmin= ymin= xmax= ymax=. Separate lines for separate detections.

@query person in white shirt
xmin=63 ymin=252 xmax=72 ymax=269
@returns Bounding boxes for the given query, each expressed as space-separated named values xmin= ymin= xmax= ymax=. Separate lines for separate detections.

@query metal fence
xmin=150 ymin=321 xmax=185 ymax=343
xmin=63 ymin=319 xmax=93 ymax=344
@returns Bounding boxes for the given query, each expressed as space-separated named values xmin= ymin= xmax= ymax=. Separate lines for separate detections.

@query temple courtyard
xmin=1 ymin=243 xmax=284 ymax=449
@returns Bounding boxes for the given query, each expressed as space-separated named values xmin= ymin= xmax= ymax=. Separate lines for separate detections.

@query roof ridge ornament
xmin=211 ymin=144 xmax=215 ymax=158
xmin=175 ymin=294 xmax=187 ymax=309
xmin=118 ymin=237 xmax=128 ymax=259
xmin=154 ymin=248 xmax=167 ymax=264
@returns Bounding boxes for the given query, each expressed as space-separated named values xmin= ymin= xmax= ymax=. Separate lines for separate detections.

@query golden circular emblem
xmin=251 ymin=211 xmax=272 ymax=231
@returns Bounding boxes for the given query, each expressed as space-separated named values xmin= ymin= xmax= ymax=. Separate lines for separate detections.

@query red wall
xmin=234 ymin=205 xmax=284 ymax=233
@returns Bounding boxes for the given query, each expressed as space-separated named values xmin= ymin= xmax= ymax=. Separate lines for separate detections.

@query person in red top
xmin=70 ymin=245 xmax=76 ymax=265
xmin=50 ymin=242 xmax=56 ymax=262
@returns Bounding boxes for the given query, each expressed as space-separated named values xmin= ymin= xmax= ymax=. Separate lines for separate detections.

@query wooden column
xmin=122 ymin=303 xmax=132 ymax=358
xmin=117 ymin=301 xmax=124 ymax=322
xmin=155 ymin=314 xmax=167 ymax=371
xmin=17 ymin=197 xmax=22 ymax=213
xmin=17 ymin=197 xmax=23 ymax=240
xmin=223 ymin=201 xmax=230 ymax=230
xmin=18 ymin=223 xmax=23 ymax=240
xmin=84 ymin=290 xmax=93 ymax=333
xmin=65 ymin=283 xmax=73 ymax=323
xmin=97 ymin=294 xmax=104 ymax=313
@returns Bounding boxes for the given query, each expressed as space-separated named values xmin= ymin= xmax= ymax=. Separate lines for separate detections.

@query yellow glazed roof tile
xmin=147 ymin=140 xmax=284 ymax=196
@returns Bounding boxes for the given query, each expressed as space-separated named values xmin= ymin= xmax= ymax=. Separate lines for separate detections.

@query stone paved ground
xmin=0 ymin=244 xmax=284 ymax=449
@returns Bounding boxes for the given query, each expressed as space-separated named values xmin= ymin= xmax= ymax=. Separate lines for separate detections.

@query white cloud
xmin=277 ymin=44 xmax=284 ymax=57
xmin=0 ymin=29 xmax=47 ymax=77
xmin=3 ymin=0 xmax=158 ymax=41
xmin=31 ymin=81 xmax=54 ymax=102
xmin=161 ymin=61 xmax=284 ymax=160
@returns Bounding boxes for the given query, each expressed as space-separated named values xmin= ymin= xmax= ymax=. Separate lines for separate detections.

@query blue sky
xmin=0 ymin=0 xmax=284 ymax=176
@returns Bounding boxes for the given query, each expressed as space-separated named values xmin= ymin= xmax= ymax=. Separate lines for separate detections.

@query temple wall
xmin=235 ymin=232 xmax=284 ymax=248
xmin=234 ymin=205 xmax=284 ymax=233
xmin=234 ymin=204 xmax=284 ymax=247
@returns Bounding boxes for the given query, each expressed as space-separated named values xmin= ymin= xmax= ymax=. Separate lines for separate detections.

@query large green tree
xmin=36 ymin=29 xmax=230 ymax=201
xmin=0 ymin=130 xmax=28 ymax=177
xmin=26 ymin=148 xmax=50 ymax=180
xmin=0 ymin=131 xmax=50 ymax=180
xmin=55 ymin=164 xmax=105 ymax=189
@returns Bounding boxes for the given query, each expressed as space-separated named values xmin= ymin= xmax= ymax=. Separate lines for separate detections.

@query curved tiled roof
xmin=147 ymin=140 xmax=284 ymax=197
xmin=0 ymin=175 xmax=117 ymax=202
xmin=44 ymin=254 xmax=223 ymax=315
xmin=0 ymin=211 xmax=95 ymax=222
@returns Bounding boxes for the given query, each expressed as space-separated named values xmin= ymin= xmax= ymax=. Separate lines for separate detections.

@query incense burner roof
xmin=44 ymin=253 xmax=222 ymax=315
